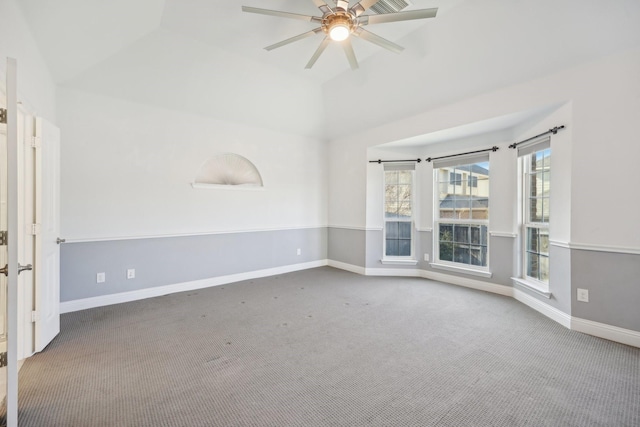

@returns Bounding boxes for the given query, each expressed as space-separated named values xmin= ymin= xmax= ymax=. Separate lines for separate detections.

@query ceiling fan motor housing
xmin=322 ymin=12 xmax=356 ymax=40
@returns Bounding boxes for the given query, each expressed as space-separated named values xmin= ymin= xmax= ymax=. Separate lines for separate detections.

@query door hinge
xmin=0 ymin=108 xmax=6 ymax=124
xmin=30 ymin=223 xmax=41 ymax=235
xmin=0 ymin=230 xmax=7 ymax=245
xmin=31 ymin=311 xmax=40 ymax=323
xmin=31 ymin=136 xmax=41 ymax=148
xmin=0 ymin=352 xmax=7 ymax=368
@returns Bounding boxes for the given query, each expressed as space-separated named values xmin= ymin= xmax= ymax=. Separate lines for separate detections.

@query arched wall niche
xmin=192 ymin=153 xmax=264 ymax=189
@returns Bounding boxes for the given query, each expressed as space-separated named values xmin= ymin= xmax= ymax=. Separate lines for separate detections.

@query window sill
xmin=511 ymin=277 xmax=551 ymax=299
xmin=429 ymin=263 xmax=492 ymax=278
xmin=381 ymin=258 xmax=418 ymax=266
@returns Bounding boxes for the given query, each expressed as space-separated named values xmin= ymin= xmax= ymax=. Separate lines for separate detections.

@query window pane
xmin=539 ymin=255 xmax=549 ymax=282
xmin=439 ymin=241 xmax=453 ymax=261
xmin=527 ymin=253 xmax=539 ymax=279
xmin=398 ymin=222 xmax=412 ymax=239
xmin=539 ymin=229 xmax=549 ymax=256
xmin=470 ymin=246 xmax=485 ymax=266
xmin=385 ymin=203 xmax=398 ymax=219
xmin=384 ymin=169 xmax=413 ymax=258
xmin=542 ymin=197 xmax=550 ymax=222
xmin=440 ymin=224 xmax=453 ymax=242
xmin=454 ymin=244 xmax=470 ymax=264
xmin=530 ymin=199 xmax=543 ymax=222
xmin=386 ymin=222 xmax=399 ymax=239
xmin=399 ymin=171 xmax=412 ymax=184
xmin=454 ymin=225 xmax=469 ymax=243
xmin=385 ymin=171 xmax=398 ymax=184
xmin=527 ymin=227 xmax=539 ymax=252
xmin=472 ymin=198 xmax=489 ymax=220
xmin=398 ymin=239 xmax=411 ymax=256
xmin=470 ymin=226 xmax=481 ymax=245
xmin=523 ymin=149 xmax=550 ymax=284
xmin=386 ymin=240 xmax=399 ymax=256
xmin=398 ymin=201 xmax=412 ymax=218
xmin=435 ymin=161 xmax=489 ymax=268
xmin=439 ymin=195 xmax=454 ymax=219
xmin=542 ymin=148 xmax=551 ymax=169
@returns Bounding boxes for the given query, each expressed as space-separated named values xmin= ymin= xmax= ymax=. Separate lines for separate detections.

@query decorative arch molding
xmin=192 ymin=153 xmax=264 ymax=189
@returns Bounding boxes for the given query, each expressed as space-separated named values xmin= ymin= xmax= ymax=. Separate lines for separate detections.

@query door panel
xmin=34 ymin=117 xmax=60 ymax=352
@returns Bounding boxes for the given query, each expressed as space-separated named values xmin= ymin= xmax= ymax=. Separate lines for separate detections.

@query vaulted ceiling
xmin=16 ymin=0 xmax=640 ymax=139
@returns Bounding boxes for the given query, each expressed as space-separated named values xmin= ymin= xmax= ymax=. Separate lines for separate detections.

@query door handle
xmin=0 ymin=264 xmax=33 ymax=276
xmin=56 ymin=238 xmax=66 ymax=244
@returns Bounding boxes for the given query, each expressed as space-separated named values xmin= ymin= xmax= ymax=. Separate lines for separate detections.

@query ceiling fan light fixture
xmin=329 ymin=24 xmax=350 ymax=41
xmin=323 ymin=13 xmax=353 ymax=42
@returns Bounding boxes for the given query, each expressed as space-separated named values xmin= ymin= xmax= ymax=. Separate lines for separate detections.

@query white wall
xmin=329 ymin=48 xmax=640 ymax=250
xmin=58 ymin=88 xmax=328 ymax=240
xmin=0 ymin=0 xmax=56 ymax=120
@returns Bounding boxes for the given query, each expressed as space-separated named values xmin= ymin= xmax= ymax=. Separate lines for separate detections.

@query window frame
xmin=382 ymin=165 xmax=415 ymax=261
xmin=520 ymin=146 xmax=551 ymax=289
xmin=432 ymin=157 xmax=491 ymax=274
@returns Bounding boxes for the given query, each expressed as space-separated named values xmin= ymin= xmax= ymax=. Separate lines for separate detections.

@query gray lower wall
xmin=513 ymin=244 xmax=572 ymax=315
xmin=571 ymin=250 xmax=640 ymax=332
xmin=328 ymin=227 xmax=366 ymax=268
xmin=61 ymin=227 xmax=327 ymax=302
xmin=63 ymin=225 xmax=640 ymax=334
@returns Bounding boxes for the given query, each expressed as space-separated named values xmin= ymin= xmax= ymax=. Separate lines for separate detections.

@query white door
xmin=34 ymin=117 xmax=61 ymax=352
xmin=2 ymin=56 xmax=20 ymax=427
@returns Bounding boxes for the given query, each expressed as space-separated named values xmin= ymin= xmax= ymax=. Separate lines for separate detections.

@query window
xmin=434 ymin=158 xmax=490 ymax=268
xmin=384 ymin=165 xmax=414 ymax=258
xmin=522 ymin=146 xmax=550 ymax=284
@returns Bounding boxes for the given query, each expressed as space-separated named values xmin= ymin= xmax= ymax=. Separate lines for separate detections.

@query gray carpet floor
xmin=4 ymin=267 xmax=640 ymax=426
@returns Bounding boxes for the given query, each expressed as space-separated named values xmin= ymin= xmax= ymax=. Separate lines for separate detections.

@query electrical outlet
xmin=127 ymin=269 xmax=135 ymax=279
xmin=424 ymin=253 xmax=429 ymax=262
xmin=577 ymin=288 xmax=589 ymax=302
xmin=297 ymin=248 xmax=301 ymax=256
xmin=96 ymin=272 xmax=106 ymax=283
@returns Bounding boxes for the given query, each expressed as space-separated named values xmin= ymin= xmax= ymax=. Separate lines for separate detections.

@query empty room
xmin=1 ymin=0 xmax=639 ymax=426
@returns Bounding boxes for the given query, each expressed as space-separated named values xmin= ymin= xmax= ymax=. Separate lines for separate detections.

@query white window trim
xmin=431 ymin=261 xmax=492 ymax=278
xmin=433 ymin=157 xmax=490 ymax=274
xmin=382 ymin=166 xmax=416 ymax=261
xmin=520 ymin=146 xmax=550 ymax=291
xmin=511 ymin=277 xmax=552 ymax=298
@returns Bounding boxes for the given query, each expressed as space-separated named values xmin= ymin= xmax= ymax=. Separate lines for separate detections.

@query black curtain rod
xmin=369 ymin=158 xmax=422 ymax=164
xmin=509 ymin=125 xmax=565 ymax=149
xmin=426 ymin=146 xmax=498 ymax=163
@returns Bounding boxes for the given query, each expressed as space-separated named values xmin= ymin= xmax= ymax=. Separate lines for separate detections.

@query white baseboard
xmin=366 ymin=267 xmax=422 ymax=277
xmin=420 ymin=269 xmax=512 ymax=297
xmin=513 ymin=288 xmax=572 ymax=328
xmin=327 ymin=260 xmax=366 ymax=275
xmin=61 ymin=260 xmax=328 ymax=314
xmin=571 ymin=317 xmax=640 ymax=348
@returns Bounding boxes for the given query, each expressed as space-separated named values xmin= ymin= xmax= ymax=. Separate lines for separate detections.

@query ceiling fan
xmin=242 ymin=0 xmax=438 ymax=70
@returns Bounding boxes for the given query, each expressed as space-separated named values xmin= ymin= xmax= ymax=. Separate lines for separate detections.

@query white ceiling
xmin=16 ymin=0 xmax=640 ymax=140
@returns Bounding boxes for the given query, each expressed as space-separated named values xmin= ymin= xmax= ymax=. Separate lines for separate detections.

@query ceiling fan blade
xmin=264 ymin=27 xmax=322 ymax=50
xmin=242 ymin=6 xmax=321 ymax=23
xmin=305 ymin=38 xmax=331 ymax=69
xmin=342 ymin=38 xmax=359 ymax=70
xmin=353 ymin=28 xmax=404 ymax=54
xmin=310 ymin=0 xmax=333 ymax=14
xmin=351 ymin=0 xmax=381 ymax=17
xmin=265 ymin=28 xmax=323 ymax=51
xmin=360 ymin=8 xmax=438 ymax=25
